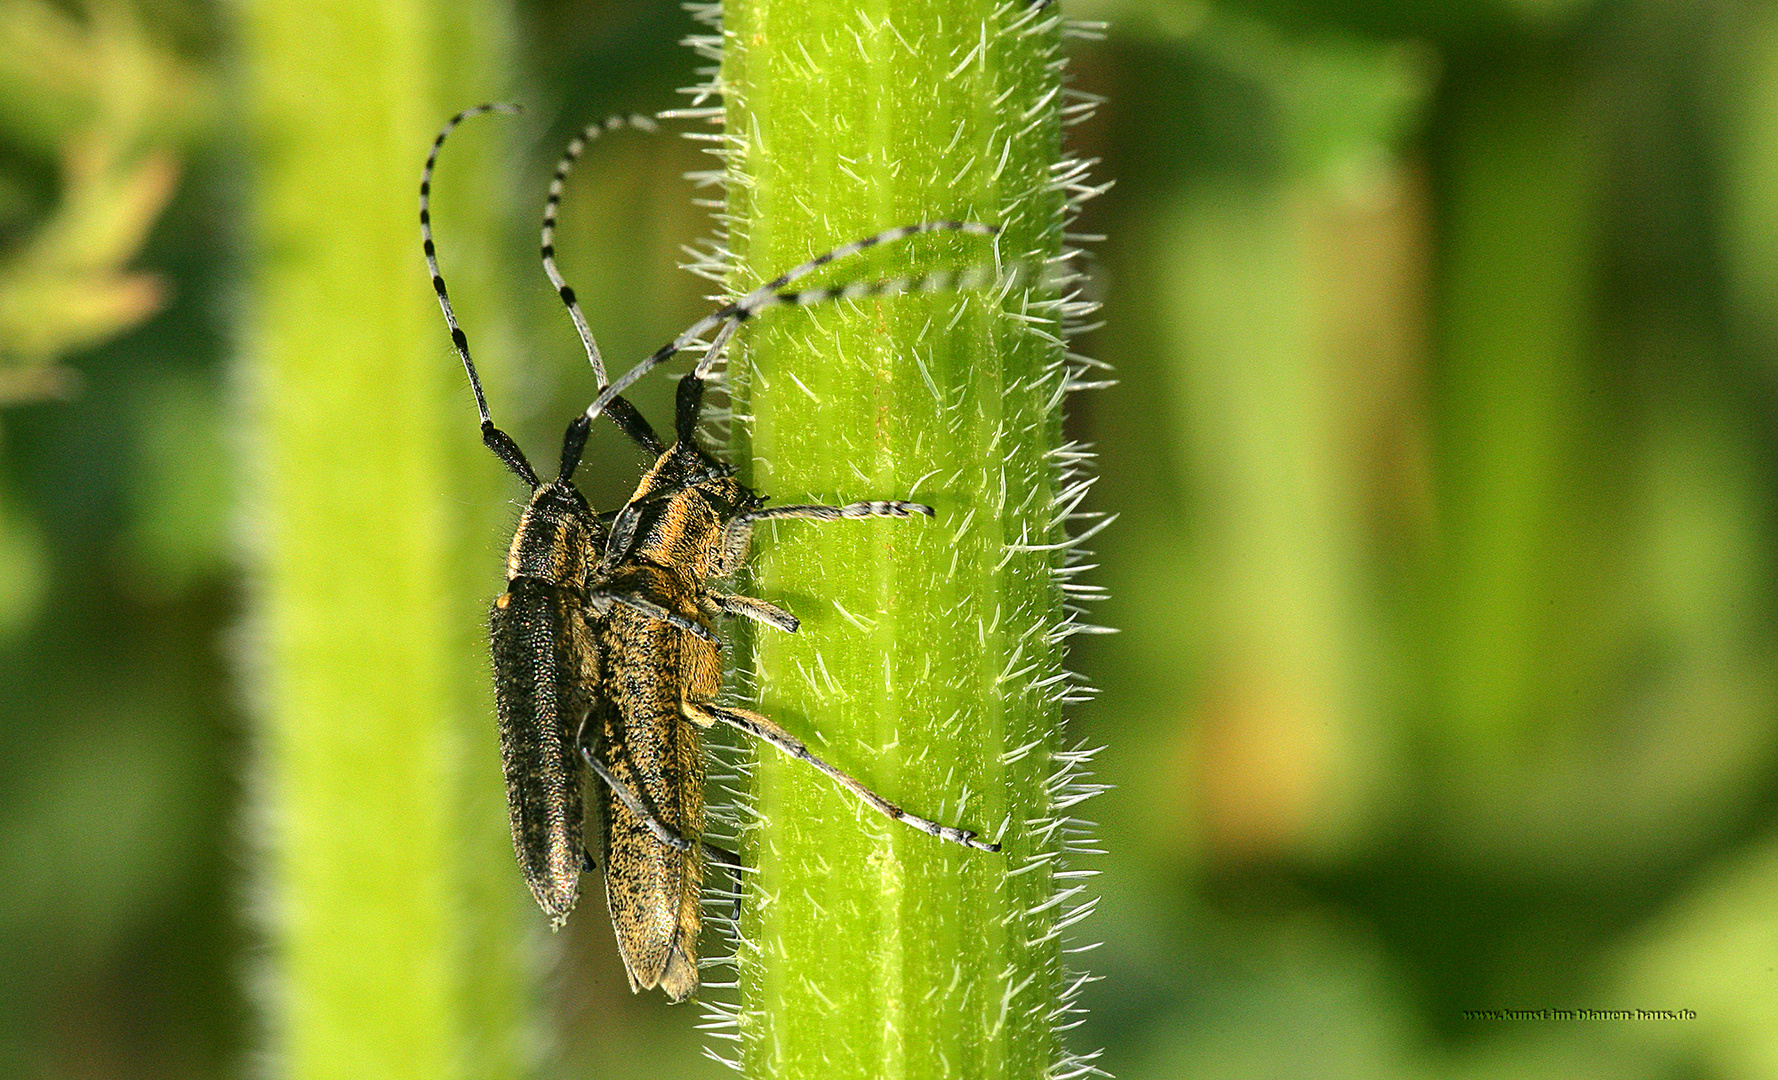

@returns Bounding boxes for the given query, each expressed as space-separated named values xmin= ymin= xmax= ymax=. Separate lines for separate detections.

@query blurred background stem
xmin=242 ymin=1 xmax=526 ymax=1077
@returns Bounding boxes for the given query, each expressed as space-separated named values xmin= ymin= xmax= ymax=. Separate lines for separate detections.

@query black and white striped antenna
xmin=584 ymin=220 xmax=1004 ymax=427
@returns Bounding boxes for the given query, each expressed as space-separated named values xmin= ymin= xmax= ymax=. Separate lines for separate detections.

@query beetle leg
xmin=580 ymin=746 xmax=696 ymax=853
xmin=587 ymin=590 xmax=717 ymax=642
xmin=687 ymin=702 xmax=1000 ymax=853
xmin=716 ymin=500 xmax=934 ymax=575
xmin=713 ymin=593 xmax=799 ymax=633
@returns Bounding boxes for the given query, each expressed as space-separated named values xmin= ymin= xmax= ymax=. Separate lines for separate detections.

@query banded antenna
xmin=421 ymin=104 xmax=665 ymax=486
xmin=584 ymin=220 xmax=1005 ymax=428
xmin=419 ymin=102 xmax=536 ymax=487
xmin=538 ymin=113 xmax=668 ymax=464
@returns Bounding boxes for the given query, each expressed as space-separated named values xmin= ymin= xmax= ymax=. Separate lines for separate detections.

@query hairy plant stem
xmin=713 ymin=2 xmax=1089 ymax=1077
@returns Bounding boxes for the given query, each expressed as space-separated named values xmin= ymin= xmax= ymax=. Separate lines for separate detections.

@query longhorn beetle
xmin=420 ymin=105 xmax=1003 ymax=1001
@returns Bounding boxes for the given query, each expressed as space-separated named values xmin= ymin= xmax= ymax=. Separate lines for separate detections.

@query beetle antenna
xmin=420 ymin=102 xmax=539 ymax=488
xmin=583 ymin=221 xmax=1003 ymax=427
xmin=542 ymin=113 xmax=657 ymax=388
xmin=539 ymin=115 xmax=669 ymax=474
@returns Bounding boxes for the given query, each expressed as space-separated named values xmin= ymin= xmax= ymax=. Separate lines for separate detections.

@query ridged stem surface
xmin=713 ymin=3 xmax=1091 ymax=1077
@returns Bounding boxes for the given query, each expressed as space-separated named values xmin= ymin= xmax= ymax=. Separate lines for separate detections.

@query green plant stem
xmin=1432 ymin=52 xmax=1597 ymax=751
xmin=243 ymin=3 xmax=524 ymax=1078
xmin=718 ymin=3 xmax=1083 ymax=1077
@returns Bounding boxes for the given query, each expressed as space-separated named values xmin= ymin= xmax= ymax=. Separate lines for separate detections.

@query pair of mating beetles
xmin=420 ymin=105 xmax=1001 ymax=1001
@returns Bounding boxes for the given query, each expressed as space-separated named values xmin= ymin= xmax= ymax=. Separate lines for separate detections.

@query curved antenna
xmin=582 ymin=220 xmax=1003 ymax=426
xmin=538 ymin=114 xmax=667 ymax=470
xmin=419 ymin=102 xmax=538 ymax=488
xmin=541 ymin=113 xmax=658 ymax=388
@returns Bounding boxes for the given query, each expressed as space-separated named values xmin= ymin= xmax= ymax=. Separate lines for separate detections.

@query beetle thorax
xmin=506 ymin=478 xmax=599 ymax=586
xmin=625 ymin=445 xmax=753 ymax=575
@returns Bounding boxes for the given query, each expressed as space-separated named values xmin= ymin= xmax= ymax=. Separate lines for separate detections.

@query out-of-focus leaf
xmin=1070 ymin=0 xmax=1436 ymax=187
xmin=0 ymin=362 xmax=78 ymax=403
xmin=0 ymin=0 xmax=213 ymax=153
xmin=0 ymin=711 xmax=206 ymax=953
xmin=0 ymin=484 xmax=45 ymax=638
xmin=0 ymin=1 xmax=210 ymax=396
xmin=125 ymin=372 xmax=231 ymax=595
xmin=1190 ymin=19 xmax=1435 ymax=184
xmin=0 ymin=268 xmax=164 ymax=360
xmin=31 ymin=140 xmax=180 ymax=274
xmin=1619 ymin=835 xmax=1778 ymax=1080
xmin=0 ymin=143 xmax=178 ymax=363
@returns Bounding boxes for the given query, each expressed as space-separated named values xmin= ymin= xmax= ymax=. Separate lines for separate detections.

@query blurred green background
xmin=3 ymin=0 xmax=1777 ymax=1076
